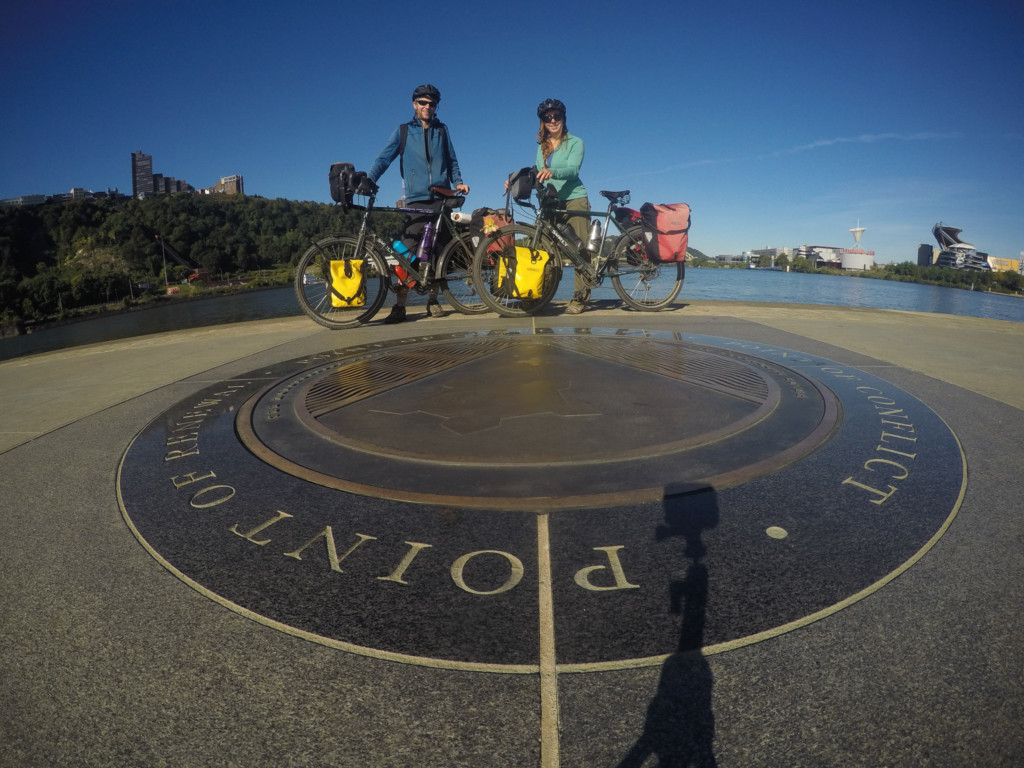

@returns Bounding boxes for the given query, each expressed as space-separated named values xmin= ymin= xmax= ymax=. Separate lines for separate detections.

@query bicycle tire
xmin=294 ymin=236 xmax=389 ymax=329
xmin=438 ymin=234 xmax=488 ymax=315
xmin=609 ymin=227 xmax=684 ymax=311
xmin=471 ymin=224 xmax=561 ymax=317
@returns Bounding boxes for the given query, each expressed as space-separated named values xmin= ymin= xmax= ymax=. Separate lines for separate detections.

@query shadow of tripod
xmin=616 ymin=486 xmax=720 ymax=768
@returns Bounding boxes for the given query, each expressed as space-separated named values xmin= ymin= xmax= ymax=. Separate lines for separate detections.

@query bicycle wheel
xmin=471 ymin=224 xmax=561 ymax=317
xmin=294 ymin=236 xmax=389 ymax=329
xmin=438 ymin=234 xmax=488 ymax=314
xmin=609 ymin=227 xmax=684 ymax=311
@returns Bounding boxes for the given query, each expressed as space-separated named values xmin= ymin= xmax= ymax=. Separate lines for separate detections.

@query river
xmin=2 ymin=270 xmax=1021 ymax=362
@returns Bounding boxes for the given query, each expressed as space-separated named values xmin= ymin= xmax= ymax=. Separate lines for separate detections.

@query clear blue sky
xmin=2 ymin=0 xmax=1022 ymax=263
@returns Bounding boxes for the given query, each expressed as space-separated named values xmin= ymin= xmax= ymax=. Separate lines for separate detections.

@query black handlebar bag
xmin=329 ymin=162 xmax=370 ymax=209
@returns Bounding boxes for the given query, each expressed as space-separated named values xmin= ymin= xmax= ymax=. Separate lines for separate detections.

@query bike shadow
xmin=616 ymin=484 xmax=720 ymax=768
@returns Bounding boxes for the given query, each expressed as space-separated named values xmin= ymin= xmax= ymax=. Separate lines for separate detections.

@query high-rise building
xmin=131 ymin=151 xmax=154 ymax=198
xmin=207 ymin=175 xmax=244 ymax=195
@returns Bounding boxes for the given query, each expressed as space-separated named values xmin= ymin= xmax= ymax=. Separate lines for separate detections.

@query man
xmin=367 ymin=84 xmax=469 ymax=323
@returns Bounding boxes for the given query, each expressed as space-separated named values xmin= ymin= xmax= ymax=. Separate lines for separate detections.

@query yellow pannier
xmin=497 ymin=247 xmax=550 ymax=299
xmin=329 ymin=259 xmax=365 ymax=307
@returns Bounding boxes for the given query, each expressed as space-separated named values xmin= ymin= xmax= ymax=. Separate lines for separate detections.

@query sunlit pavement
xmin=2 ymin=299 xmax=1022 ymax=767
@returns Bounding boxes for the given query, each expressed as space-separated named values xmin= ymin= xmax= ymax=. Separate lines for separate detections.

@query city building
xmin=839 ymin=248 xmax=874 ymax=270
xmin=131 ymin=151 xmax=197 ymax=198
xmin=131 ymin=151 xmax=154 ymax=198
xmin=0 ymin=194 xmax=47 ymax=208
xmin=794 ymin=224 xmax=875 ymax=270
xmin=714 ymin=253 xmax=749 ymax=266
xmin=201 ymin=175 xmax=245 ymax=195
xmin=0 ymin=189 xmax=119 ymax=207
xmin=794 ymin=245 xmax=844 ymax=268
xmin=917 ymin=222 xmax=1014 ymax=272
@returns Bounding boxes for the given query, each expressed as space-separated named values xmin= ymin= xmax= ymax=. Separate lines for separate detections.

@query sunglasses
xmin=542 ymin=114 xmax=563 ymax=123
xmin=415 ymin=100 xmax=437 ymax=107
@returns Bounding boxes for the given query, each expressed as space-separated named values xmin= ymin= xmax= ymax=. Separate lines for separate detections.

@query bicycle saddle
xmin=600 ymin=190 xmax=630 ymax=203
xmin=430 ymin=186 xmax=465 ymax=208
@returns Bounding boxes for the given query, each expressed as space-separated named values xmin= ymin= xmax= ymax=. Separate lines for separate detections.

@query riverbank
xmin=1 ymin=279 xmax=289 ymax=339
xmin=4 ymin=267 xmax=1023 ymax=364
xmin=5 ymin=266 xmax=1021 ymax=341
xmin=698 ymin=261 xmax=1023 ymax=297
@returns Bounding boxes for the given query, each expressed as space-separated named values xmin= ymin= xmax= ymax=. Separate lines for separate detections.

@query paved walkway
xmin=2 ymin=300 xmax=1022 ymax=766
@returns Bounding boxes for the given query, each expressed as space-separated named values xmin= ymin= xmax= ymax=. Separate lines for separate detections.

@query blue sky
xmin=2 ymin=0 xmax=1022 ymax=263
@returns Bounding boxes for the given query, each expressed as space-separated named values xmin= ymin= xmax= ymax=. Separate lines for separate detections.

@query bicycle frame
xmin=348 ymin=193 xmax=466 ymax=293
xmin=517 ymin=190 xmax=637 ymax=288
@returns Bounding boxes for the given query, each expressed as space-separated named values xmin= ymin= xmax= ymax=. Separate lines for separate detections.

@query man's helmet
xmin=537 ymin=98 xmax=566 ymax=118
xmin=413 ymin=84 xmax=441 ymax=103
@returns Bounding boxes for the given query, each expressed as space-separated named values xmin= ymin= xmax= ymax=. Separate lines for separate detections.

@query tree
xmin=790 ymin=257 xmax=814 ymax=273
xmin=996 ymin=270 xmax=1023 ymax=292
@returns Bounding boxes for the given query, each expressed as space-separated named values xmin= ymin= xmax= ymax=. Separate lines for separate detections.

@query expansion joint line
xmin=537 ymin=513 xmax=560 ymax=768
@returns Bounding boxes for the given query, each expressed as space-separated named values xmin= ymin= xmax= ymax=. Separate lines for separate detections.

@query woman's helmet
xmin=413 ymin=84 xmax=441 ymax=103
xmin=537 ymin=98 xmax=566 ymax=118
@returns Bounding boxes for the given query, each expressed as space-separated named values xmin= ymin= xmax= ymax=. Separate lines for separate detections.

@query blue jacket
xmin=367 ymin=118 xmax=463 ymax=202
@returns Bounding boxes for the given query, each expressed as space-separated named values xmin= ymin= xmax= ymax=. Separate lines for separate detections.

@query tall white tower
xmin=850 ymin=219 xmax=866 ymax=246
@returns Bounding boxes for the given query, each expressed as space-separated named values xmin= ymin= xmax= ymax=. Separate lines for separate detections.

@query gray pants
xmin=564 ymin=196 xmax=591 ymax=298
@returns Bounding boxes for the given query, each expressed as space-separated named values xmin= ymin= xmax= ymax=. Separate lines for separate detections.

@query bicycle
xmin=294 ymin=176 xmax=485 ymax=329
xmin=470 ymin=173 xmax=685 ymax=317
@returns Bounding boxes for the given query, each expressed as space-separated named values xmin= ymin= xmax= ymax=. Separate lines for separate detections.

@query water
xmin=2 ymin=270 xmax=1021 ymax=362
xmin=674 ymin=268 xmax=1024 ymax=323
xmin=1 ymin=288 xmax=302 ymax=362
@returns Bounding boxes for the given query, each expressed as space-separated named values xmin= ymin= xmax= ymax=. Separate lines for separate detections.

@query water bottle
xmin=450 ymin=211 xmax=472 ymax=225
xmin=587 ymin=220 xmax=601 ymax=252
xmin=555 ymin=221 xmax=581 ymax=249
xmin=392 ymin=240 xmax=415 ymax=283
xmin=415 ymin=222 xmax=434 ymax=262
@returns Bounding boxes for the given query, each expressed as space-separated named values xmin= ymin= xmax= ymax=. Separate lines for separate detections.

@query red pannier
xmin=470 ymin=207 xmax=514 ymax=255
xmin=613 ymin=206 xmax=643 ymax=229
xmin=639 ymin=203 xmax=691 ymax=262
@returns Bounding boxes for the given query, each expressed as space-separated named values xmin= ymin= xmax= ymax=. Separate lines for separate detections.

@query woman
xmin=534 ymin=98 xmax=591 ymax=314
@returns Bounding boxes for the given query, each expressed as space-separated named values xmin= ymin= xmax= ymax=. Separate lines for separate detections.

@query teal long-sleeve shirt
xmin=535 ymin=133 xmax=587 ymax=201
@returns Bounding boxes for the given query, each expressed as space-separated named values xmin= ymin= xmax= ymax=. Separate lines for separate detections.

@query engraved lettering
xmin=164 ymin=446 xmax=200 ymax=461
xmin=842 ymin=477 xmax=898 ymax=504
xmin=880 ymin=431 xmax=918 ymax=445
xmin=874 ymin=407 xmax=908 ymax=418
xmin=212 ymin=385 xmax=247 ymax=397
xmin=170 ymin=420 xmax=205 ymax=432
xmin=229 ymin=510 xmax=294 ymax=546
xmin=844 ymin=387 xmax=922 ymax=505
xmin=875 ymin=446 xmax=918 ymax=460
xmin=170 ymin=470 xmax=217 ymax=489
xmin=378 ymin=542 xmax=433 ymax=585
xmin=867 ymin=396 xmax=897 ymax=406
xmin=165 ymin=432 xmax=199 ymax=446
xmin=820 ymin=366 xmax=857 ymax=379
xmin=451 ymin=550 xmax=524 ymax=596
xmin=863 ymin=458 xmax=910 ymax=480
xmin=189 ymin=484 xmax=236 ymax=508
xmin=880 ymin=419 xmax=916 ymax=433
xmin=574 ymin=546 xmax=641 ymax=592
xmin=283 ymin=529 xmax=376 ymax=573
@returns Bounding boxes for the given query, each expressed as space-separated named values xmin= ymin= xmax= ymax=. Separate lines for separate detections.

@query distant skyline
xmin=2 ymin=0 xmax=1022 ymax=263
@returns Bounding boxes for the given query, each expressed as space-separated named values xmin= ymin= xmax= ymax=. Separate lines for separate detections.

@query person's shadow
xmin=616 ymin=486 xmax=720 ymax=767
